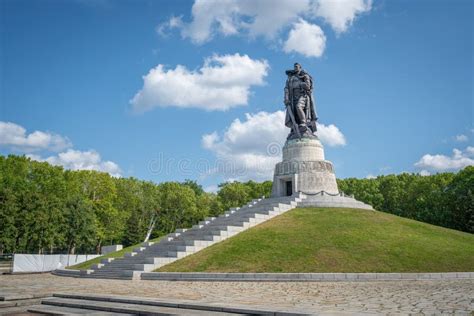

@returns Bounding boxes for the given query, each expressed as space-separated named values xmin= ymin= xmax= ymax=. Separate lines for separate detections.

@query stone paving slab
xmin=0 ymin=273 xmax=472 ymax=314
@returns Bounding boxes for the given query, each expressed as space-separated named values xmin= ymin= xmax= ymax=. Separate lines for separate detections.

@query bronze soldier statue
xmin=284 ymin=63 xmax=318 ymax=139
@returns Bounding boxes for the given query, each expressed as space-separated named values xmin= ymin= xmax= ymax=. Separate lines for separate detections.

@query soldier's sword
xmin=286 ymin=101 xmax=301 ymax=139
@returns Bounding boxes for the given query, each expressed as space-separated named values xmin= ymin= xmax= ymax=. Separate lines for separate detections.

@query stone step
xmin=90 ymin=263 xmax=104 ymax=270
xmin=40 ymin=297 xmax=244 ymax=316
xmin=212 ymin=221 xmax=251 ymax=228
xmin=100 ymin=258 xmax=115 ymax=264
xmin=167 ymin=250 xmax=189 ymax=258
xmin=132 ymin=263 xmax=157 ymax=271
xmin=176 ymin=245 xmax=205 ymax=252
xmin=204 ymin=225 xmax=245 ymax=232
xmin=49 ymin=293 xmax=306 ymax=315
xmin=41 ymin=297 xmax=240 ymax=315
xmin=174 ymin=229 xmax=227 ymax=238
xmin=169 ymin=239 xmax=213 ymax=247
xmin=144 ymin=243 xmax=206 ymax=251
xmin=86 ymin=271 xmax=133 ymax=277
xmin=141 ymin=241 xmax=155 ymax=247
xmin=135 ymin=252 xmax=174 ymax=258
xmin=102 ymin=259 xmax=146 ymax=265
xmin=85 ymin=275 xmax=133 ymax=280
xmin=89 ymin=270 xmax=139 ymax=278
xmin=0 ymin=297 xmax=43 ymax=309
xmin=236 ymin=209 xmax=282 ymax=217
xmin=102 ymin=262 xmax=144 ymax=267
xmin=28 ymin=303 xmax=130 ymax=315
xmin=144 ymin=257 xmax=176 ymax=265
xmin=181 ymin=235 xmax=223 ymax=242
xmin=93 ymin=265 xmax=138 ymax=270
xmin=211 ymin=216 xmax=253 ymax=223
xmin=197 ymin=221 xmax=254 ymax=230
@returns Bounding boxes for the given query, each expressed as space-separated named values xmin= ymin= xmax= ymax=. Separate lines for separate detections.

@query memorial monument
xmin=271 ymin=63 xmax=372 ymax=209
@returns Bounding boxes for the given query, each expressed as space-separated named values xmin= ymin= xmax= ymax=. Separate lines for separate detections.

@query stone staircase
xmin=82 ymin=193 xmax=306 ymax=279
xmin=26 ymin=293 xmax=308 ymax=315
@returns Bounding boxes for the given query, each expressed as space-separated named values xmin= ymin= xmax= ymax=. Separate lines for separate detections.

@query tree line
xmin=0 ymin=155 xmax=471 ymax=254
xmin=337 ymin=166 xmax=473 ymax=234
xmin=0 ymin=155 xmax=271 ymax=255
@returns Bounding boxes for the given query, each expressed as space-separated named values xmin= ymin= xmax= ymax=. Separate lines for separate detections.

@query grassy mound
xmin=158 ymin=208 xmax=474 ymax=273
xmin=68 ymin=236 xmax=163 ymax=270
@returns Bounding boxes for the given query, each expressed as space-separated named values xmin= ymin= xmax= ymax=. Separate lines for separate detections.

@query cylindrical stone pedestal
xmin=271 ymin=137 xmax=339 ymax=197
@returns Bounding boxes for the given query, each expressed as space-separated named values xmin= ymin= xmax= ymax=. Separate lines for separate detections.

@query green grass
xmin=157 ymin=208 xmax=474 ymax=273
xmin=68 ymin=236 xmax=164 ymax=270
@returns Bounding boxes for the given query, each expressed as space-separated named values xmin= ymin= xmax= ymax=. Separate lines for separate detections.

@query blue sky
xmin=1 ymin=0 xmax=472 ymax=191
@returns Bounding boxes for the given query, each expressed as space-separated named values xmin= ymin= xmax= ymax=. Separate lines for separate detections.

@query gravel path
xmin=1 ymin=274 xmax=473 ymax=314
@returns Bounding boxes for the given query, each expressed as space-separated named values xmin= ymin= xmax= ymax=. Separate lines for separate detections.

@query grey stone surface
xmin=2 ymin=274 xmax=473 ymax=315
xmin=282 ymin=138 xmax=325 ymax=161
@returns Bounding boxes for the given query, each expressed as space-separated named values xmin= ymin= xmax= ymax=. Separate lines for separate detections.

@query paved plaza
xmin=1 ymin=273 xmax=472 ymax=314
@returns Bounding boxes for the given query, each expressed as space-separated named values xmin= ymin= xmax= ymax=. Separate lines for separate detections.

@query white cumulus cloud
xmin=315 ymin=123 xmax=346 ymax=147
xmin=284 ymin=19 xmax=326 ymax=58
xmin=414 ymin=146 xmax=474 ymax=173
xmin=130 ymin=54 xmax=269 ymax=112
xmin=158 ymin=0 xmax=372 ymax=55
xmin=0 ymin=121 xmax=72 ymax=152
xmin=172 ymin=0 xmax=310 ymax=44
xmin=28 ymin=149 xmax=122 ymax=177
xmin=1 ymin=121 xmax=122 ymax=177
xmin=202 ymin=110 xmax=346 ymax=181
xmin=313 ymin=0 xmax=372 ymax=34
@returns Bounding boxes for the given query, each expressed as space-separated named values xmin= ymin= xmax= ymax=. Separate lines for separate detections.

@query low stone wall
xmin=297 ymin=194 xmax=374 ymax=210
xmin=53 ymin=269 xmax=473 ymax=281
xmin=141 ymin=272 xmax=473 ymax=282
xmin=101 ymin=245 xmax=122 ymax=255
xmin=52 ymin=269 xmax=81 ymax=277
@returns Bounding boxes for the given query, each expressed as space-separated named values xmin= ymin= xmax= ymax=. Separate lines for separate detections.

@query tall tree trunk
xmin=96 ymin=240 xmax=101 ymax=255
xmin=144 ymin=214 xmax=156 ymax=242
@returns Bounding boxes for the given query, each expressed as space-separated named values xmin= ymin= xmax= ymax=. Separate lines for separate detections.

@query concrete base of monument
xmin=296 ymin=192 xmax=374 ymax=210
xmin=271 ymin=138 xmax=339 ymax=197
xmin=270 ymin=136 xmax=372 ymax=210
